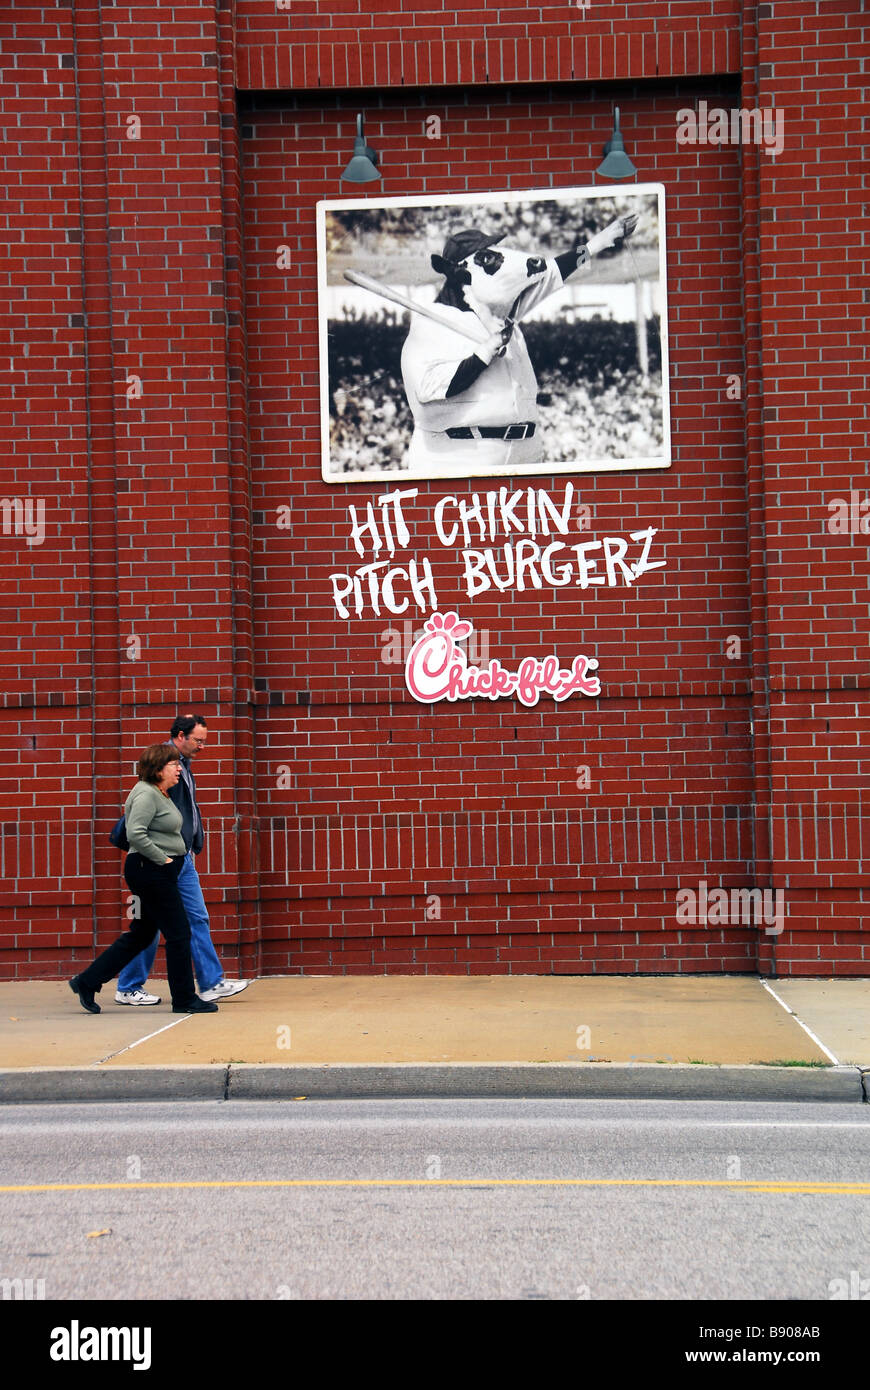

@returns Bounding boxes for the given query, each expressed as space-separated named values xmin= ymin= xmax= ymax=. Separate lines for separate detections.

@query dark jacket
xmin=167 ymin=747 xmax=204 ymax=854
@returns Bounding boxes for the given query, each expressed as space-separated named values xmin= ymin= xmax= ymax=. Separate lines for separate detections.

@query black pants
xmin=77 ymin=854 xmax=198 ymax=1008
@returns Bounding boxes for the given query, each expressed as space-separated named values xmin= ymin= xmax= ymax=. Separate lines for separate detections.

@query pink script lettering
xmin=404 ymin=611 xmax=600 ymax=707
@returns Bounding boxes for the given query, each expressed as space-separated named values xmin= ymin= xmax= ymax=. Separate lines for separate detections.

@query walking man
xmin=115 ymin=714 xmax=250 ymax=1005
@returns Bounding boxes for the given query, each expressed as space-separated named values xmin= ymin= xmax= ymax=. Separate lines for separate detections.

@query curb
xmin=0 ymin=1062 xmax=864 ymax=1104
xmin=0 ymin=1065 xmax=227 ymax=1104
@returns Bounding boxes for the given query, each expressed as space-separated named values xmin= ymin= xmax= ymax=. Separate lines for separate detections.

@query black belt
xmin=445 ymin=423 xmax=536 ymax=441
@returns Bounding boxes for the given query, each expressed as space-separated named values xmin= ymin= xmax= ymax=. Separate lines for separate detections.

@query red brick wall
xmin=754 ymin=0 xmax=870 ymax=974
xmin=236 ymin=0 xmax=743 ymax=89
xmin=0 ymin=0 xmax=866 ymax=979
xmin=1 ymin=2 xmax=248 ymax=977
xmin=243 ymin=82 xmax=758 ymax=975
xmin=0 ymin=3 xmax=94 ymax=973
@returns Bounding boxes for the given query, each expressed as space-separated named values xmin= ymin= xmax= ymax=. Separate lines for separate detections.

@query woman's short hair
xmin=137 ymin=743 xmax=181 ymax=784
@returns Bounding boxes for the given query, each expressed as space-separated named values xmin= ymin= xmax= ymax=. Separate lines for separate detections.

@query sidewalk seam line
xmin=91 ymin=1014 xmax=192 ymax=1067
xmin=759 ymin=980 xmax=841 ymax=1066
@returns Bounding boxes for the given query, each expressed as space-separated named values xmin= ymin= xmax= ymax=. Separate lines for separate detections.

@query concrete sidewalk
xmin=0 ymin=974 xmax=867 ymax=1102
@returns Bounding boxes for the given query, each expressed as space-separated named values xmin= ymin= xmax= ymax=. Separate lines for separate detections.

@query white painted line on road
xmin=91 ymin=1015 xmax=191 ymax=1067
xmin=760 ymin=980 xmax=841 ymax=1065
xmin=3 ymin=1115 xmax=869 ymax=1133
xmin=2 ymin=1118 xmax=869 ymax=1140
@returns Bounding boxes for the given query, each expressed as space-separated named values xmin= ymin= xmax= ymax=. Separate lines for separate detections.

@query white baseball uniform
xmin=400 ymin=259 xmax=566 ymax=477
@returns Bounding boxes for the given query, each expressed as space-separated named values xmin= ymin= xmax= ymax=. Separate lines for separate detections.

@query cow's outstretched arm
xmin=555 ymin=246 xmax=591 ymax=282
xmin=555 ymin=213 xmax=640 ymax=282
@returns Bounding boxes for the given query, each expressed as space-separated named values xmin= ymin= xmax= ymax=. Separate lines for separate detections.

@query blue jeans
xmin=117 ymin=852 xmax=223 ymax=994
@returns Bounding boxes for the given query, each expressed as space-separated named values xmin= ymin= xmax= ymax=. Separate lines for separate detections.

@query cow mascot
xmin=399 ymin=214 xmax=638 ymax=476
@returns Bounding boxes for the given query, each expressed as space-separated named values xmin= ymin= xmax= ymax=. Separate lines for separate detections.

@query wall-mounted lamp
xmin=596 ymin=107 xmax=637 ymax=180
xmin=341 ymin=114 xmax=381 ymax=184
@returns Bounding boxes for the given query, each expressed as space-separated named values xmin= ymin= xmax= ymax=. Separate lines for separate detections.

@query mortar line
xmin=759 ymin=979 xmax=840 ymax=1065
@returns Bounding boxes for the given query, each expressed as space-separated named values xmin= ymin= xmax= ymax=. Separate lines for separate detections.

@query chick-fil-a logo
xmin=404 ymin=611 xmax=601 ymax=708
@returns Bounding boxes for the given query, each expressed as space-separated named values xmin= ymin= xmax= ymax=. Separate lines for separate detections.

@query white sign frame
xmin=317 ymin=183 xmax=671 ymax=485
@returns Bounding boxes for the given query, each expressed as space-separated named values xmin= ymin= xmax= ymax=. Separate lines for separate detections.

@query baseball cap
xmin=439 ymin=229 xmax=506 ymax=266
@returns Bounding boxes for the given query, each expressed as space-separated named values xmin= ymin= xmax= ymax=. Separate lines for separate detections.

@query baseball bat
xmin=342 ymin=268 xmax=489 ymax=345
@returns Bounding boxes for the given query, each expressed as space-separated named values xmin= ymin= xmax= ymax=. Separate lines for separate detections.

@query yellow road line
xmin=1 ymin=1178 xmax=869 ymax=1195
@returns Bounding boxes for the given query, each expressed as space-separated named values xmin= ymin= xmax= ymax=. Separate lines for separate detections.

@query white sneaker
xmin=198 ymin=980 xmax=250 ymax=1001
xmin=115 ymin=988 xmax=162 ymax=1006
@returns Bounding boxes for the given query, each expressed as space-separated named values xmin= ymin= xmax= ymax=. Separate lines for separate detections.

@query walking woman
xmin=70 ymin=744 xmax=219 ymax=1014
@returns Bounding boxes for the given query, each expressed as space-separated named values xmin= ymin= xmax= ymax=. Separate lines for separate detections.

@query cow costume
xmin=400 ymin=216 xmax=638 ymax=476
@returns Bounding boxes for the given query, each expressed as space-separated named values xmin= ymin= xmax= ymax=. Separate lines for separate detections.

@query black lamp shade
xmin=596 ymin=108 xmax=637 ymax=180
xmin=341 ymin=114 xmax=381 ymax=183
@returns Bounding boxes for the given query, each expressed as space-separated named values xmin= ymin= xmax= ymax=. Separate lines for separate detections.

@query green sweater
xmin=124 ymin=781 xmax=187 ymax=865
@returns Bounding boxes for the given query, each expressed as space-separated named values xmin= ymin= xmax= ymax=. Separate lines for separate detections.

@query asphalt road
xmin=1 ymin=1098 xmax=869 ymax=1300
